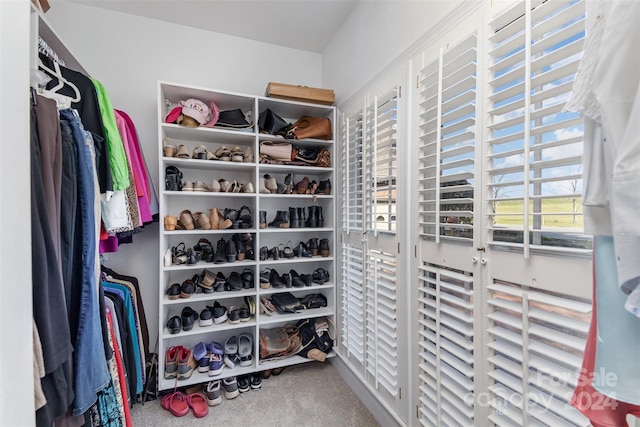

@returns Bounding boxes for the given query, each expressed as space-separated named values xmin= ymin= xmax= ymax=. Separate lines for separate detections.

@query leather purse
xmin=258 ymin=108 xmax=290 ymax=135
xmin=270 ymin=292 xmax=303 ymax=313
xmin=288 ymin=116 xmax=332 ymax=140
xmin=259 ymin=141 xmax=293 ymax=161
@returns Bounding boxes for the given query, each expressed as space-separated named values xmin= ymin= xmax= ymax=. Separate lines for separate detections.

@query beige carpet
xmin=132 ymin=361 xmax=380 ymax=427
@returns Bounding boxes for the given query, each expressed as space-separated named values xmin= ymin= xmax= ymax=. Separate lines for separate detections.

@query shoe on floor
xmin=205 ymin=380 xmax=222 ymax=406
xmin=222 ymin=376 xmax=239 ymax=400
xmin=186 ymin=392 xmax=209 ymax=418
xmin=250 ymin=374 xmax=262 ymax=390
xmin=237 ymin=375 xmax=250 ymax=393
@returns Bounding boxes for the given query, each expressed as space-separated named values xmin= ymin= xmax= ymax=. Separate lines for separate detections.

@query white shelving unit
xmin=157 ymin=81 xmax=336 ymax=391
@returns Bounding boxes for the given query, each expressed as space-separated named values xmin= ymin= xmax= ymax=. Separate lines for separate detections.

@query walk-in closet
xmin=1 ymin=0 xmax=639 ymax=426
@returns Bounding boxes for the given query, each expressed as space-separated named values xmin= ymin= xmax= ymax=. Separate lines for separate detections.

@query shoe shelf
xmin=163 ymin=157 xmax=256 ymax=171
xmin=257 ymin=307 xmax=334 ymax=326
xmin=163 ymin=290 xmax=257 ymax=305
xmin=258 ymin=283 xmax=334 ymax=296
xmin=158 ymin=81 xmax=336 ymax=392
xmin=163 ymin=260 xmax=258 ymax=272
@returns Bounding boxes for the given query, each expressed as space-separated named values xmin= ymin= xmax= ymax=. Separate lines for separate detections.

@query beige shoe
xmin=176 ymin=144 xmax=190 ymax=158
xmin=208 ymin=179 xmax=221 ymax=192
xmin=264 ymin=174 xmax=278 ymax=193
xmin=242 ymin=182 xmax=255 ymax=193
xmin=209 ymin=208 xmax=219 ymax=230
xmin=244 ymin=146 xmax=254 ymax=163
xmin=306 ymin=349 xmax=327 ymax=362
xmin=259 ymin=178 xmax=270 ymax=194
xmin=193 ymin=212 xmax=211 ymax=230
xmin=163 ymin=142 xmax=176 ymax=157
xmin=182 ymin=180 xmax=194 ymax=191
xmin=164 ymin=215 xmax=177 ymax=231
xmin=218 ymin=179 xmax=231 ymax=192
xmin=193 ymin=181 xmax=208 ymax=192
xmin=230 ymin=146 xmax=244 ymax=162
xmin=180 ymin=210 xmax=195 ymax=230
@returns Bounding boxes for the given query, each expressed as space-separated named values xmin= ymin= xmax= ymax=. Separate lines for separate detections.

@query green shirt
xmin=91 ymin=78 xmax=130 ymax=191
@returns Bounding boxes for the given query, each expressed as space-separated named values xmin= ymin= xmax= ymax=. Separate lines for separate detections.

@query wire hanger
xmin=37 ymin=56 xmax=81 ymax=103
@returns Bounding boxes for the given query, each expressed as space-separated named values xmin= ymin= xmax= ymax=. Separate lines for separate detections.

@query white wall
xmin=1 ymin=3 xmax=33 ymax=426
xmin=322 ymin=0 xmax=466 ymax=105
xmin=46 ymin=1 xmax=324 ymax=349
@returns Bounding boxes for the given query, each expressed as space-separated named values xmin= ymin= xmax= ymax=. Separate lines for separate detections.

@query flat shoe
xmin=230 ymin=146 xmax=244 ymax=162
xmin=163 ymin=141 xmax=176 ymax=157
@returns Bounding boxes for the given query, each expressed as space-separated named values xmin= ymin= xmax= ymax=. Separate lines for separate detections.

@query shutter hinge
xmin=398 ymin=242 xmax=400 ymax=254
xmin=416 ymin=74 xmax=420 ymax=89
xmin=398 ymin=86 xmax=402 ymax=98
xmin=399 ymin=387 xmax=402 ymax=399
xmin=416 ymin=405 xmax=419 ymax=418
xmin=415 ymin=245 xmax=417 ymax=257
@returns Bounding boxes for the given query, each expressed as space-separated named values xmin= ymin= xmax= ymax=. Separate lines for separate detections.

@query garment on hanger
xmin=39 ymin=53 xmax=113 ymax=194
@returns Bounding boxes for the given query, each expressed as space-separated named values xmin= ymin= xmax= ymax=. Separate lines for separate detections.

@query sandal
xmin=161 ymin=391 xmax=189 ymax=417
xmin=224 ymin=335 xmax=239 ymax=368
xmin=218 ymin=179 xmax=231 ymax=193
xmin=192 ymin=145 xmax=208 ymax=160
xmin=165 ymin=166 xmax=183 ymax=191
xmin=244 ymin=146 xmax=254 ymax=163
xmin=312 ymin=268 xmax=330 ymax=284
xmin=172 ymin=242 xmax=188 ymax=265
xmin=194 ymin=238 xmax=214 ymax=262
xmin=176 ymin=144 xmax=190 ymax=159
xmin=237 ymin=333 xmax=253 ymax=367
xmin=186 ymin=393 xmax=209 ymax=418
xmin=163 ymin=139 xmax=176 ymax=157
xmin=226 ymin=272 xmax=243 ymax=291
xmin=230 ymin=146 xmax=244 ymax=162
xmin=215 ymin=145 xmax=231 ymax=161
xmin=283 ymin=241 xmax=295 ymax=259
xmin=208 ymin=341 xmax=225 ymax=376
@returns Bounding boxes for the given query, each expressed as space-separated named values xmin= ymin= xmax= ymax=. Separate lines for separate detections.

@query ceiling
xmin=65 ymin=0 xmax=358 ymax=53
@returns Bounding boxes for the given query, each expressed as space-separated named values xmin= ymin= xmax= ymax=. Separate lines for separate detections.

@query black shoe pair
xmin=166 ymin=306 xmax=197 ymax=334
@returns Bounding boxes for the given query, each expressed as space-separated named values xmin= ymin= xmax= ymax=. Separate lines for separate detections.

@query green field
xmin=493 ymin=197 xmax=583 ymax=229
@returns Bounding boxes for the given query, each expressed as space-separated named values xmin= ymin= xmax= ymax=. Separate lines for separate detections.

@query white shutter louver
xmin=341 ymin=110 xmax=364 ymax=232
xmin=417 ymin=263 xmax=475 ymax=427
xmin=339 ymin=243 xmax=365 ymax=363
xmin=366 ymin=250 xmax=398 ymax=397
xmin=418 ymin=33 xmax=477 ymax=243
xmin=487 ymin=280 xmax=591 ymax=426
xmin=365 ymin=88 xmax=398 ymax=233
xmin=487 ymin=0 xmax=589 ymax=255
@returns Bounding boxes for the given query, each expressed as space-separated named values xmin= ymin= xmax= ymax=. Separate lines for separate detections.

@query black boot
xmin=319 ymin=238 xmax=330 ymax=257
xmin=298 ymin=207 xmax=306 ymax=228
xmin=289 ymin=207 xmax=300 ymax=228
xmin=232 ymin=234 xmax=245 ymax=261
xmin=307 ymin=238 xmax=319 ymax=257
xmin=214 ymin=238 xmax=226 ymax=264
xmin=226 ymin=239 xmax=237 ymax=263
xmin=317 ymin=206 xmax=324 ymax=228
xmin=269 ymin=211 xmax=289 ymax=228
xmin=318 ymin=179 xmax=331 ymax=195
xmin=305 ymin=206 xmax=317 ymax=228
xmin=242 ymin=233 xmax=255 ymax=260
xmin=259 ymin=211 xmax=267 ymax=229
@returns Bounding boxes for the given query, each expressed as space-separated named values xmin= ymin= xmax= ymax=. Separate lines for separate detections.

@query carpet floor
xmin=131 ymin=361 xmax=381 ymax=426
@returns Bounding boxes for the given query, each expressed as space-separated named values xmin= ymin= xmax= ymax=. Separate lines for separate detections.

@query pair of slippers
xmin=161 ymin=391 xmax=208 ymax=418
xmin=223 ymin=333 xmax=253 ymax=368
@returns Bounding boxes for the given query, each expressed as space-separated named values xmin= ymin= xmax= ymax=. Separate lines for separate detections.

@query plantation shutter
xmin=339 ymin=243 xmax=365 ymax=364
xmin=341 ymin=110 xmax=364 ymax=232
xmin=487 ymin=281 xmax=591 ymax=426
xmin=417 ymin=33 xmax=477 ymax=243
xmin=365 ymin=87 xmax=398 ymax=233
xmin=417 ymin=263 xmax=475 ymax=426
xmin=487 ymin=0 xmax=587 ymax=256
xmin=366 ymin=250 xmax=398 ymax=397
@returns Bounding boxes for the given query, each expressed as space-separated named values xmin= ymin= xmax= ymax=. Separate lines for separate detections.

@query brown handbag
xmin=288 ymin=116 xmax=332 ymax=140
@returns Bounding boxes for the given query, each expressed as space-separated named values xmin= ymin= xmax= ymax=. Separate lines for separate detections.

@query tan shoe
xmin=176 ymin=144 xmax=190 ymax=158
xmin=193 ymin=181 xmax=208 ymax=192
xmin=244 ymin=146 xmax=254 ymax=163
xmin=209 ymin=208 xmax=219 ymax=230
xmin=164 ymin=215 xmax=177 ymax=231
xmin=208 ymin=179 xmax=221 ymax=192
xmin=193 ymin=212 xmax=211 ymax=230
xmin=180 ymin=210 xmax=195 ymax=230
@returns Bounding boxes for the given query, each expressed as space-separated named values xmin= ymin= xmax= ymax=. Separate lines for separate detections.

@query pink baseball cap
xmin=179 ymin=98 xmax=219 ymax=127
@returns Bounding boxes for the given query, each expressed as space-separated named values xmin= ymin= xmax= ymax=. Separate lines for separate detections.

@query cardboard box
xmin=266 ymin=82 xmax=335 ymax=105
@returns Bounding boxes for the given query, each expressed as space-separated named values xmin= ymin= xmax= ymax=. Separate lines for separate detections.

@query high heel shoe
xmin=283 ymin=173 xmax=294 ymax=194
xmin=264 ymin=174 xmax=278 ymax=194
xmin=259 ymin=178 xmax=270 ymax=194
